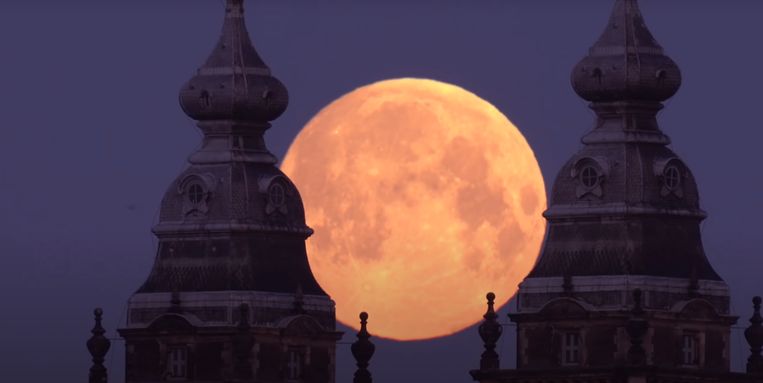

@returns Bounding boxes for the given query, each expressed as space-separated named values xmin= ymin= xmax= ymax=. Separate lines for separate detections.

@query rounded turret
xmin=571 ymin=0 xmax=681 ymax=103
xmin=179 ymin=0 xmax=288 ymax=123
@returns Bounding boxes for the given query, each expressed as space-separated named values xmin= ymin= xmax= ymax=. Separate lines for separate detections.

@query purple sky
xmin=0 ymin=1 xmax=761 ymax=382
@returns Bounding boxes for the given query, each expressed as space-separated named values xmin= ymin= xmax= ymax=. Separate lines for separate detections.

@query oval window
xmin=188 ymin=184 xmax=205 ymax=204
xmin=268 ymin=183 xmax=286 ymax=207
xmin=664 ymin=165 xmax=681 ymax=190
xmin=580 ymin=165 xmax=600 ymax=189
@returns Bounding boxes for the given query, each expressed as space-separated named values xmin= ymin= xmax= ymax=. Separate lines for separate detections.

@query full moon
xmin=281 ymin=78 xmax=546 ymax=341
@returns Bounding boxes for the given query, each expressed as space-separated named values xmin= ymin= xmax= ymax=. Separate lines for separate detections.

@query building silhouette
xmin=86 ymin=0 xmax=763 ymax=383
xmin=471 ymin=0 xmax=763 ymax=382
xmin=91 ymin=0 xmax=342 ymax=381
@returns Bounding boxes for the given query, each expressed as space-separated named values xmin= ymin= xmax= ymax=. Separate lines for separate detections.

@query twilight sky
xmin=0 ymin=1 xmax=762 ymax=382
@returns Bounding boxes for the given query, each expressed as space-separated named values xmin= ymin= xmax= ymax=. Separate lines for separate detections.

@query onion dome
xmin=179 ymin=0 xmax=288 ymax=122
xmin=572 ymin=0 xmax=681 ymax=103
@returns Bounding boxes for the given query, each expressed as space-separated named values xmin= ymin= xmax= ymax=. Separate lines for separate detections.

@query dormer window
xmin=562 ymin=332 xmax=581 ymax=365
xmin=572 ymin=157 xmax=608 ymax=199
xmin=656 ymin=159 xmax=685 ymax=199
xmin=265 ymin=180 xmax=289 ymax=216
xmin=178 ymin=174 xmax=216 ymax=217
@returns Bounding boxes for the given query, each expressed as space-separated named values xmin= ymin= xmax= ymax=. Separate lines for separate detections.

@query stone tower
xmin=118 ymin=1 xmax=341 ymax=382
xmin=472 ymin=1 xmax=762 ymax=382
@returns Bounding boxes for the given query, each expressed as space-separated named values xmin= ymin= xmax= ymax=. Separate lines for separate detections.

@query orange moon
xmin=281 ymin=78 xmax=546 ymax=341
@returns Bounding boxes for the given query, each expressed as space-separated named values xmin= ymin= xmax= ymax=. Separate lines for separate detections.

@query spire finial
xmin=745 ymin=296 xmax=763 ymax=374
xmin=86 ymin=308 xmax=111 ymax=383
xmin=478 ymin=292 xmax=502 ymax=370
xmin=626 ymin=289 xmax=648 ymax=366
xmin=233 ymin=304 xmax=255 ymax=379
xmin=351 ymin=312 xmax=375 ymax=383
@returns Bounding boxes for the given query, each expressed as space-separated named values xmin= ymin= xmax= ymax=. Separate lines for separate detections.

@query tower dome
xmin=571 ymin=0 xmax=681 ymax=103
xmin=179 ymin=0 xmax=288 ymax=122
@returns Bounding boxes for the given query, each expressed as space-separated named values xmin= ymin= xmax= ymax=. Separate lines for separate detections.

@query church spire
xmin=179 ymin=0 xmax=288 ymax=164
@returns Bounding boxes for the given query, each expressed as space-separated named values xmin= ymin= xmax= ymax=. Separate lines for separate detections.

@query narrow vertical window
xmin=682 ymin=334 xmax=698 ymax=365
xmin=286 ymin=348 xmax=303 ymax=380
xmin=562 ymin=332 xmax=581 ymax=365
xmin=168 ymin=347 xmax=188 ymax=379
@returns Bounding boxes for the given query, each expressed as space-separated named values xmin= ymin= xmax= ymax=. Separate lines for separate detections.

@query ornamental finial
xmin=745 ymin=296 xmax=763 ymax=374
xmin=351 ymin=312 xmax=375 ymax=383
xmin=86 ymin=308 xmax=111 ymax=383
xmin=478 ymin=292 xmax=502 ymax=370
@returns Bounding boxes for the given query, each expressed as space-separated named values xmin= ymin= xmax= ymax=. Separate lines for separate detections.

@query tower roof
xmin=179 ymin=0 xmax=288 ymax=123
xmin=571 ymin=0 xmax=681 ymax=103
xmin=135 ymin=0 xmax=326 ymax=297
xmin=526 ymin=0 xmax=724 ymax=285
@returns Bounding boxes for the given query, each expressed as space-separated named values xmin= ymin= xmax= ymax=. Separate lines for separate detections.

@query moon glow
xmin=281 ymin=78 xmax=546 ymax=341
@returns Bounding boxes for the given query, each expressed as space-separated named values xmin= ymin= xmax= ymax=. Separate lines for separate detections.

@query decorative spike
xmin=351 ymin=312 xmax=375 ymax=383
xmin=478 ymin=292 xmax=502 ymax=370
xmin=626 ymin=289 xmax=648 ymax=366
xmin=86 ymin=308 xmax=111 ymax=383
xmin=233 ymin=304 xmax=255 ymax=379
xmin=745 ymin=296 xmax=763 ymax=374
